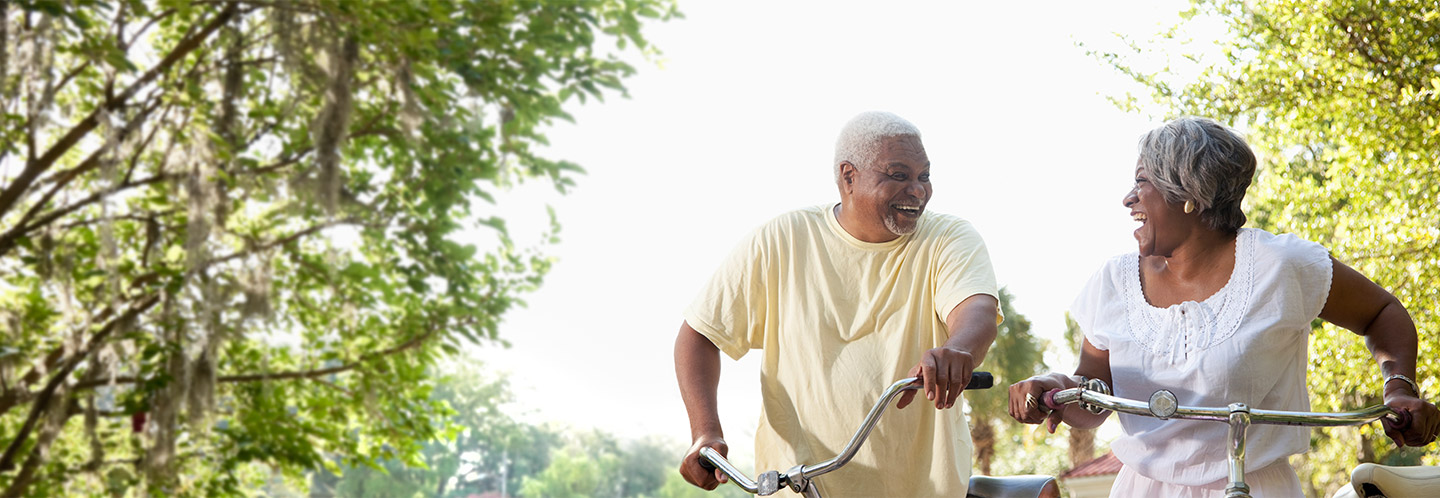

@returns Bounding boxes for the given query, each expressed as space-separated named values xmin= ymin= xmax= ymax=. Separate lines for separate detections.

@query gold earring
xmin=1184 ymin=200 xmax=1195 ymax=214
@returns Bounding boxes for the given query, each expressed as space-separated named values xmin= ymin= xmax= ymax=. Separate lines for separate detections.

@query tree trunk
xmin=972 ymin=417 xmax=995 ymax=476
xmin=1069 ymin=426 xmax=1096 ymax=467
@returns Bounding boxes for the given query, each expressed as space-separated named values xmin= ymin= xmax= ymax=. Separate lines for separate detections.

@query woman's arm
xmin=1009 ymin=337 xmax=1113 ymax=432
xmin=1319 ymin=257 xmax=1439 ymax=447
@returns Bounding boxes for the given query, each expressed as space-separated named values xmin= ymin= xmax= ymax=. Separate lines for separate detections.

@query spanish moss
xmin=398 ymin=57 xmax=421 ymax=139
xmin=145 ymin=297 xmax=188 ymax=486
xmin=215 ymin=19 xmax=243 ymax=227
xmin=179 ymin=269 xmax=225 ymax=430
xmin=1 ymin=1 xmax=10 ymax=97
xmin=312 ymin=35 xmax=357 ymax=214
xmin=183 ymin=139 xmax=215 ymax=272
xmin=186 ymin=344 xmax=214 ymax=427
xmin=241 ymin=253 xmax=273 ymax=322
xmin=84 ymin=395 xmax=102 ymax=473
xmin=96 ymin=106 xmax=122 ymax=307
xmin=271 ymin=1 xmax=296 ymax=75
xmin=21 ymin=13 xmax=54 ymax=139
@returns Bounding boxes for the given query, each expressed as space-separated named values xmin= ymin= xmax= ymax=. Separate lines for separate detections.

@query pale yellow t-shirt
xmin=684 ymin=204 xmax=999 ymax=497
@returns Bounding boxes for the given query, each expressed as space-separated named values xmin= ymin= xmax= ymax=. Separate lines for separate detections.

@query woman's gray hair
xmin=834 ymin=111 xmax=921 ymax=182
xmin=1138 ymin=117 xmax=1257 ymax=233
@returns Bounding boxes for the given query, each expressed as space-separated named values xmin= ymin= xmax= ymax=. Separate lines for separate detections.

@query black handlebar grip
xmin=968 ymin=371 xmax=993 ymax=390
xmin=699 ymin=457 xmax=717 ymax=471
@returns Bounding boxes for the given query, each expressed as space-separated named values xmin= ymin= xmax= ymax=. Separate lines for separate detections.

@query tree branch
xmin=203 ymin=216 xmax=361 ymax=268
xmin=0 ymin=92 xmax=166 ymax=256
xmin=242 ymin=148 xmax=312 ymax=177
xmin=73 ymin=327 xmax=439 ymax=391
xmin=0 ymin=390 xmax=73 ymax=498
xmin=223 ymin=330 xmax=435 ymax=383
xmin=0 ymin=168 xmax=181 ymax=259
xmin=0 ymin=2 xmax=238 ymax=221
xmin=0 ymin=293 xmax=161 ymax=474
xmin=120 ymin=98 xmax=178 ymax=185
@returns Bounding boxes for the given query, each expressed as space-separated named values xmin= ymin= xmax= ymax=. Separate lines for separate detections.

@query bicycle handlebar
xmin=1041 ymin=384 xmax=1407 ymax=430
xmin=1040 ymin=381 xmax=1408 ymax=498
xmin=699 ymin=371 xmax=993 ymax=496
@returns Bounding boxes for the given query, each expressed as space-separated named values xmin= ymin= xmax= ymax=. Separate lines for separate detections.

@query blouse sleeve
xmin=1273 ymin=233 xmax=1334 ymax=321
xmin=1070 ymin=256 xmax=1124 ymax=351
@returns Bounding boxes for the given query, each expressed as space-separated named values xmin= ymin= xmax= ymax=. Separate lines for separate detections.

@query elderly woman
xmin=1009 ymin=117 xmax=1439 ymax=496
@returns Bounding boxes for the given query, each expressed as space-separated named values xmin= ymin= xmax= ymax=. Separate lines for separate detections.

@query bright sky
xmin=470 ymin=0 xmax=1210 ymax=462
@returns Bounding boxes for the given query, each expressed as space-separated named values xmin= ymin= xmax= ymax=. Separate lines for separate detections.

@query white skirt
xmin=1110 ymin=460 xmax=1302 ymax=497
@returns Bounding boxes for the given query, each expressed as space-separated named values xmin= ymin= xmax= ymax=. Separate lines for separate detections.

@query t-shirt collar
xmin=825 ymin=202 xmax=911 ymax=251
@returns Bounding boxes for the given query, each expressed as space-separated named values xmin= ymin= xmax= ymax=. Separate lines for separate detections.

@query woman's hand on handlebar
xmin=898 ymin=346 xmax=975 ymax=410
xmin=1009 ymin=374 xmax=1069 ymax=433
xmin=680 ymin=435 xmax=729 ymax=490
xmin=1381 ymin=390 xmax=1440 ymax=448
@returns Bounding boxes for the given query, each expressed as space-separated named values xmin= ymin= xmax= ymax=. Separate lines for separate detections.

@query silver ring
xmin=1025 ymin=392 xmax=1038 ymax=409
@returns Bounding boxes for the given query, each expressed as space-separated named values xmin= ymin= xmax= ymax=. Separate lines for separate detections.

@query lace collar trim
xmin=1122 ymin=229 xmax=1255 ymax=363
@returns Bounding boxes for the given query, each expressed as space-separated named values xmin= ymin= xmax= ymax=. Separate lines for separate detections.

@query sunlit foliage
xmin=0 ymin=1 xmax=676 ymax=495
xmin=1094 ymin=1 xmax=1438 ymax=495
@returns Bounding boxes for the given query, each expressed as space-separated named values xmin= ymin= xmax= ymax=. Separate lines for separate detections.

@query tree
xmin=0 ymin=1 xmax=676 ymax=495
xmin=654 ymin=470 xmax=753 ymax=498
xmin=1095 ymin=1 xmax=1438 ymax=495
xmin=330 ymin=364 xmax=561 ymax=498
xmin=966 ymin=288 xmax=1055 ymax=476
xmin=516 ymin=432 xmax=670 ymax=498
xmin=1060 ymin=313 xmax=1097 ymax=468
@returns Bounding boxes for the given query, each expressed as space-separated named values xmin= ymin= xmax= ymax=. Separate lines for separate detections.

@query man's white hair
xmin=833 ymin=111 xmax=922 ymax=182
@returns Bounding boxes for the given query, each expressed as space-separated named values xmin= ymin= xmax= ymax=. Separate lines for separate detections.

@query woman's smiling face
xmin=1124 ymin=164 xmax=1186 ymax=257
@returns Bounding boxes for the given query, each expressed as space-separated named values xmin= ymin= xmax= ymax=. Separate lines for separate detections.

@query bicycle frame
xmin=1043 ymin=380 xmax=1403 ymax=498
xmin=700 ymin=373 xmax=995 ymax=497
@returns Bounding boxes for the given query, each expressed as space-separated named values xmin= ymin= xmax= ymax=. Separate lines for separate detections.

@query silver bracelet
xmin=1384 ymin=374 xmax=1421 ymax=397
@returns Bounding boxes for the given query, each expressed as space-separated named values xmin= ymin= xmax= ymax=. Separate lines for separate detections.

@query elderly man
xmin=675 ymin=111 xmax=1001 ymax=497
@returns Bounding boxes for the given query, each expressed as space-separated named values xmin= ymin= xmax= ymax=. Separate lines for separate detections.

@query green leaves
xmin=0 ymin=0 xmax=676 ymax=495
xmin=1099 ymin=0 xmax=1440 ymax=493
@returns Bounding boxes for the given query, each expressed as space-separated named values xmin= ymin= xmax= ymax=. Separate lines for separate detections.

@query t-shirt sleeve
xmin=1070 ymin=260 xmax=1115 ymax=351
xmin=932 ymin=221 xmax=1002 ymax=325
xmin=683 ymin=227 xmax=771 ymax=361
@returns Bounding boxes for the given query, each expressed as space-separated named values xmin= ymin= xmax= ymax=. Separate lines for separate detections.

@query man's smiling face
xmin=844 ymin=135 xmax=932 ymax=240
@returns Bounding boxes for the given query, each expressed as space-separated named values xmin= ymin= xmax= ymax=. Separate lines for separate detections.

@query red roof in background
xmin=1060 ymin=450 xmax=1123 ymax=478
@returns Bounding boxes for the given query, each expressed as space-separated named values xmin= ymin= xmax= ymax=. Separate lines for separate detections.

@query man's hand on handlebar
xmin=681 ymin=435 xmax=729 ymax=490
xmin=898 ymin=346 xmax=975 ymax=410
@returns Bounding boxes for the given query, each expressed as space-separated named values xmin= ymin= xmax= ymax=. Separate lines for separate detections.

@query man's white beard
xmin=885 ymin=215 xmax=917 ymax=236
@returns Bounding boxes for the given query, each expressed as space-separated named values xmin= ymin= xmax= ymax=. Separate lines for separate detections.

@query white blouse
xmin=1071 ymin=228 xmax=1333 ymax=486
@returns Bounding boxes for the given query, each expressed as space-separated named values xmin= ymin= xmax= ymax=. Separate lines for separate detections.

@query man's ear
xmin=839 ymin=162 xmax=857 ymax=192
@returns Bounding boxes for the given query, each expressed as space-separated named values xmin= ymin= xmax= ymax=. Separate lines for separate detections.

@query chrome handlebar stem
xmin=700 ymin=377 xmax=924 ymax=496
xmin=700 ymin=373 xmax=993 ymax=496
xmin=800 ymin=377 xmax=922 ymax=482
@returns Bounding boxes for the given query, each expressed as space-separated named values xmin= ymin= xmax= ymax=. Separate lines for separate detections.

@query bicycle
xmin=1041 ymin=378 xmax=1440 ymax=498
xmin=698 ymin=371 xmax=1059 ymax=498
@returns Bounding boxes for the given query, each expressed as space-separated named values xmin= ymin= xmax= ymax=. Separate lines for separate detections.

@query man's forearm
xmin=675 ymin=321 xmax=723 ymax=440
xmin=944 ymin=294 xmax=998 ymax=364
xmin=943 ymin=322 xmax=994 ymax=366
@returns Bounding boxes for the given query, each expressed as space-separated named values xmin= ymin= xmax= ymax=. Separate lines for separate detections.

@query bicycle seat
xmin=967 ymin=474 xmax=1060 ymax=498
xmin=1332 ymin=463 xmax=1440 ymax=498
